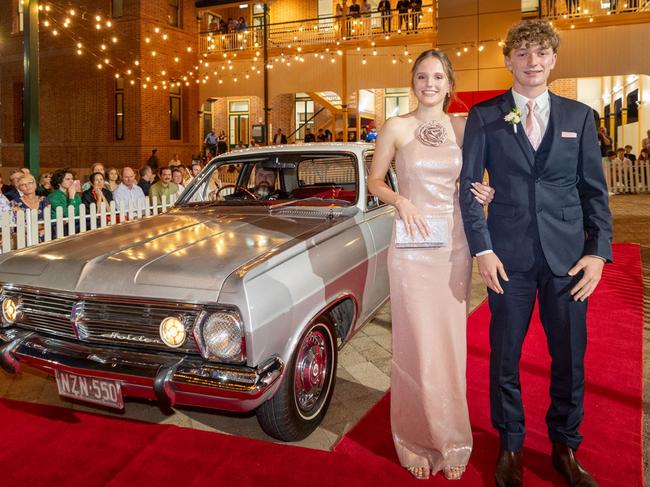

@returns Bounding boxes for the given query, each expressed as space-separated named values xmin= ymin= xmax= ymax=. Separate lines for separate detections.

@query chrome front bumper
xmin=0 ymin=328 xmax=284 ymax=413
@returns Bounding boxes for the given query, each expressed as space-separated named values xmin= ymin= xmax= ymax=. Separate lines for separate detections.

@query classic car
xmin=0 ymin=143 xmax=396 ymax=441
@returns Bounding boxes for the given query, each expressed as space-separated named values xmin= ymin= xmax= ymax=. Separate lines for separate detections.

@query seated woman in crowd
xmin=48 ymin=168 xmax=82 ymax=219
xmin=106 ymin=167 xmax=120 ymax=192
xmin=13 ymin=174 xmax=50 ymax=220
xmin=36 ymin=172 xmax=53 ymax=197
xmin=82 ymin=172 xmax=113 ymax=211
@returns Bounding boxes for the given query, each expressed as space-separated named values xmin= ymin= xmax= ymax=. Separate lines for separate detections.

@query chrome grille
xmin=4 ymin=287 xmax=201 ymax=354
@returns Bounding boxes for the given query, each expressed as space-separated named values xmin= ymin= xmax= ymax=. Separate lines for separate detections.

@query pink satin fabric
xmin=388 ymin=119 xmax=473 ymax=473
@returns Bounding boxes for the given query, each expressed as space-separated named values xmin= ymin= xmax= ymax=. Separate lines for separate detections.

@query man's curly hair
xmin=503 ymin=20 xmax=560 ymax=56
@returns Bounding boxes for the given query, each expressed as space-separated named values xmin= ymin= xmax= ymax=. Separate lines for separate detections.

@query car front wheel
xmin=256 ymin=317 xmax=337 ymax=441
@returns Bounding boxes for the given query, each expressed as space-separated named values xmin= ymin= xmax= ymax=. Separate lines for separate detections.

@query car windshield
xmin=177 ymin=152 xmax=359 ymax=207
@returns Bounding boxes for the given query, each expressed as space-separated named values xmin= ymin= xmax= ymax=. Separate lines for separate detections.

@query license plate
xmin=55 ymin=370 xmax=124 ymax=409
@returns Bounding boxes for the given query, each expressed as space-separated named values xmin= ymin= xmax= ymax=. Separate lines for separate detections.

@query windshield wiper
xmin=269 ymin=197 xmax=352 ymax=209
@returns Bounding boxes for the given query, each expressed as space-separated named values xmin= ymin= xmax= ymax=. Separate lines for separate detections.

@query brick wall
xmin=549 ymin=78 xmax=578 ymax=100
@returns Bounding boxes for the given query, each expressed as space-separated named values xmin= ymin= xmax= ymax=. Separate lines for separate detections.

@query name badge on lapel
xmin=561 ymin=131 xmax=577 ymax=138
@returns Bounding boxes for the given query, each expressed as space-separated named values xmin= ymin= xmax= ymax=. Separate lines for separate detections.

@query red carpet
xmin=0 ymin=244 xmax=643 ymax=486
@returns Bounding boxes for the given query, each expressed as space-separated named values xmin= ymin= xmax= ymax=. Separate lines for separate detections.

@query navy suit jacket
xmin=460 ymin=90 xmax=613 ymax=276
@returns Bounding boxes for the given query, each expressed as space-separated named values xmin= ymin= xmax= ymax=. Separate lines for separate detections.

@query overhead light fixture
xmin=240 ymin=3 xmax=249 ymax=8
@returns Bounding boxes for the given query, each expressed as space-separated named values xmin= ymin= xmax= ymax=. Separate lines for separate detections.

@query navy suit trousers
xmin=488 ymin=242 xmax=587 ymax=452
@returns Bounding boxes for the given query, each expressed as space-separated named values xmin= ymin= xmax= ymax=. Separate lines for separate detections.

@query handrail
xmin=199 ymin=4 xmax=436 ymax=55
xmin=287 ymin=106 xmax=327 ymax=142
xmin=538 ymin=0 xmax=650 ymax=20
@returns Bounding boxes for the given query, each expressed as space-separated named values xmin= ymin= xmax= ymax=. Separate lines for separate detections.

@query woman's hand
xmin=67 ymin=185 xmax=77 ymax=199
xmin=471 ymin=182 xmax=495 ymax=206
xmin=395 ymin=196 xmax=429 ymax=239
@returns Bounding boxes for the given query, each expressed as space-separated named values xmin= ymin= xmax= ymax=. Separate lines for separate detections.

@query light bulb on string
xmin=362 ymin=56 xmax=367 ymax=65
xmin=392 ymin=55 xmax=397 ymax=64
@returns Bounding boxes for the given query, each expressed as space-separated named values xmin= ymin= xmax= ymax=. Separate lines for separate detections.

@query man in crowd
xmin=624 ymin=144 xmax=636 ymax=163
xmin=273 ymin=128 xmax=288 ymax=145
xmin=641 ymin=129 xmax=650 ymax=151
xmin=3 ymin=169 xmax=24 ymax=201
xmin=304 ymin=128 xmax=316 ymax=143
xmin=138 ymin=165 xmax=155 ymax=196
xmin=146 ymin=149 xmax=160 ymax=173
xmin=113 ymin=167 xmax=145 ymax=211
xmin=149 ymin=167 xmax=178 ymax=203
xmin=204 ymin=128 xmax=218 ymax=156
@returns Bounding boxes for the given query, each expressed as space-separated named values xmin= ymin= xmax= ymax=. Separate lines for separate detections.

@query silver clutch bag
xmin=394 ymin=216 xmax=449 ymax=249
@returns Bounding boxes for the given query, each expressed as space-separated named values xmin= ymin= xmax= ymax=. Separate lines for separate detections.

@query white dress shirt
xmin=512 ymin=88 xmax=551 ymax=139
xmin=113 ymin=182 xmax=145 ymax=211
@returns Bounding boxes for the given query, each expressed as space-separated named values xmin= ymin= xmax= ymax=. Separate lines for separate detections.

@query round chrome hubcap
xmin=294 ymin=328 xmax=329 ymax=414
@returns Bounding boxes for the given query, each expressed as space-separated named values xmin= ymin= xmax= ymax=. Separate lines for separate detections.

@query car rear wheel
xmin=256 ymin=317 xmax=337 ymax=441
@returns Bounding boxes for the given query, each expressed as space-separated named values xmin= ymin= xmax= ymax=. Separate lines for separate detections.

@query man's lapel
xmin=498 ymin=90 xmax=535 ymax=167
xmin=540 ymin=91 xmax=563 ymax=167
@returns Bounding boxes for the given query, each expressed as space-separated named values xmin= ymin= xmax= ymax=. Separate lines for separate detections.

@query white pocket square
xmin=561 ymin=131 xmax=577 ymax=138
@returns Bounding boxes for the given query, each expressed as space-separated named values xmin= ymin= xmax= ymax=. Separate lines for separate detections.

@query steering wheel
xmin=212 ymin=184 xmax=258 ymax=200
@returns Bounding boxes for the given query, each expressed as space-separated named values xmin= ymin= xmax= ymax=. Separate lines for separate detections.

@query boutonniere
xmin=504 ymin=107 xmax=522 ymax=134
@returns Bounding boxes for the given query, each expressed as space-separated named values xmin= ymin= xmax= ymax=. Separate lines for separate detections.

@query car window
xmin=178 ymin=153 xmax=358 ymax=207
xmin=364 ymin=153 xmax=397 ymax=210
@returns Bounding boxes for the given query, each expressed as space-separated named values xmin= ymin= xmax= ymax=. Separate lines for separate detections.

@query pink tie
xmin=525 ymin=99 xmax=542 ymax=150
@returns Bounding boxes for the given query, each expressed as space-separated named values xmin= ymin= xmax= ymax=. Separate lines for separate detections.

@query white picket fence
xmin=0 ymin=194 xmax=177 ymax=254
xmin=602 ymin=159 xmax=650 ymax=195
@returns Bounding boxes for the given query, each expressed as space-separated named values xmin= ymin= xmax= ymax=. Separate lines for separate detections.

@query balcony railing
xmin=199 ymin=5 xmax=436 ymax=55
xmin=539 ymin=0 xmax=650 ymax=19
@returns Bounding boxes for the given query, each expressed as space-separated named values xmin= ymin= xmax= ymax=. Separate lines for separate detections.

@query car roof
xmin=210 ymin=142 xmax=374 ymax=160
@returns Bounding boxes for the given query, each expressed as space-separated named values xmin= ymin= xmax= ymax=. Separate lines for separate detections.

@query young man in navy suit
xmin=460 ymin=20 xmax=612 ymax=487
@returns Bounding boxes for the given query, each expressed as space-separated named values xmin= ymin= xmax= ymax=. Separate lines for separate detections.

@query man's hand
xmin=477 ymin=252 xmax=509 ymax=294
xmin=568 ymin=256 xmax=605 ymax=301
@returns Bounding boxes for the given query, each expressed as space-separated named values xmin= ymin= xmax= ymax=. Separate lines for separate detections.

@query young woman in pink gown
xmin=368 ymin=50 xmax=492 ymax=480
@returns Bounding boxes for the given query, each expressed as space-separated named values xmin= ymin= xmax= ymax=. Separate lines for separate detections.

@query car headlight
xmin=197 ymin=311 xmax=245 ymax=363
xmin=1 ymin=296 xmax=21 ymax=326
xmin=159 ymin=315 xmax=187 ymax=348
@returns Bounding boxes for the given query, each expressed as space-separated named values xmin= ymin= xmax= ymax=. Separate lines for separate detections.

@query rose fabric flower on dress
xmin=415 ymin=121 xmax=448 ymax=147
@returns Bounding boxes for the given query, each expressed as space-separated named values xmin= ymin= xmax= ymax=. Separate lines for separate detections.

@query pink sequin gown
xmin=388 ymin=121 xmax=473 ymax=473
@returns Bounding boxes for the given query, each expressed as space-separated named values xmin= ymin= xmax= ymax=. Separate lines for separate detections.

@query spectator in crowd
xmin=208 ymin=17 xmax=219 ymax=32
xmin=624 ymin=145 xmax=636 ymax=163
xmin=106 ymin=167 xmax=120 ymax=192
xmin=146 ymin=149 xmax=160 ymax=173
xmin=0 ymin=191 xmax=12 ymax=222
xmin=113 ymin=167 xmax=145 ymax=211
xmin=48 ymin=168 xmax=81 ymax=218
xmin=149 ymin=167 xmax=178 ymax=203
xmin=615 ymin=147 xmax=632 ymax=166
xmin=410 ymin=0 xmax=422 ymax=32
xmin=598 ymin=126 xmax=612 ymax=158
xmin=366 ymin=126 xmax=378 ymax=142
xmin=642 ymin=129 xmax=650 ymax=151
xmin=360 ymin=0 xmax=371 ymax=33
xmin=204 ymin=128 xmax=218 ymax=156
xmin=378 ymin=0 xmax=392 ymax=33
xmin=82 ymin=172 xmax=113 ymax=212
xmin=316 ymin=128 xmax=326 ymax=142
xmin=273 ymin=128 xmax=288 ymax=144
xmin=82 ymin=163 xmax=105 ymax=191
xmin=172 ymin=167 xmax=186 ymax=196
xmin=20 ymin=167 xmax=30 ymax=175
xmin=360 ymin=126 xmax=369 ymax=141
xmin=324 ymin=128 xmax=333 ymax=141
xmin=36 ymin=172 xmax=53 ymax=197
xmin=638 ymin=148 xmax=648 ymax=163
xmin=217 ymin=130 xmax=228 ymax=154
xmin=235 ymin=140 xmax=247 ymax=149
xmin=4 ymin=169 xmax=24 ymax=201
xmin=12 ymin=174 xmax=50 ymax=221
xmin=606 ymin=150 xmax=617 ymax=163
xmin=396 ymin=0 xmax=410 ymax=32
xmin=0 ymin=173 xmax=9 ymax=195
xmin=237 ymin=16 xmax=247 ymax=31
xmin=304 ymin=128 xmax=316 ymax=142
xmin=335 ymin=0 xmax=347 ymax=35
xmin=169 ymin=153 xmax=182 ymax=166
xmin=190 ymin=162 xmax=203 ymax=179
xmin=138 ymin=165 xmax=155 ymax=196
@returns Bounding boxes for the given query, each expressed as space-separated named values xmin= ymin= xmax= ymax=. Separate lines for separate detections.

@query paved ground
xmin=0 ymin=194 xmax=647 ymax=470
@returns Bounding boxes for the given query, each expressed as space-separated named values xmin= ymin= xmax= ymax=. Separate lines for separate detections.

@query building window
xmin=203 ymin=101 xmax=213 ymax=139
xmin=112 ymin=0 xmax=123 ymax=18
xmin=167 ymin=0 xmax=180 ymax=28
xmin=627 ymin=89 xmax=639 ymax=124
xmin=295 ymin=94 xmax=314 ymax=142
xmin=170 ymin=85 xmax=181 ymax=140
xmin=115 ymin=79 xmax=125 ymax=140
xmin=15 ymin=0 xmax=24 ymax=33
xmin=385 ymin=88 xmax=410 ymax=119
xmin=228 ymin=100 xmax=249 ymax=147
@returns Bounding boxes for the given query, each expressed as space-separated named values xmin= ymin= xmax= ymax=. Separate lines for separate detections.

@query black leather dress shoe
xmin=551 ymin=442 xmax=598 ymax=487
xmin=495 ymin=449 xmax=523 ymax=487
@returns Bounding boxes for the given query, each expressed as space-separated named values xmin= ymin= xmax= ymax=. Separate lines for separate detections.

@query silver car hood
xmin=0 ymin=209 xmax=343 ymax=302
